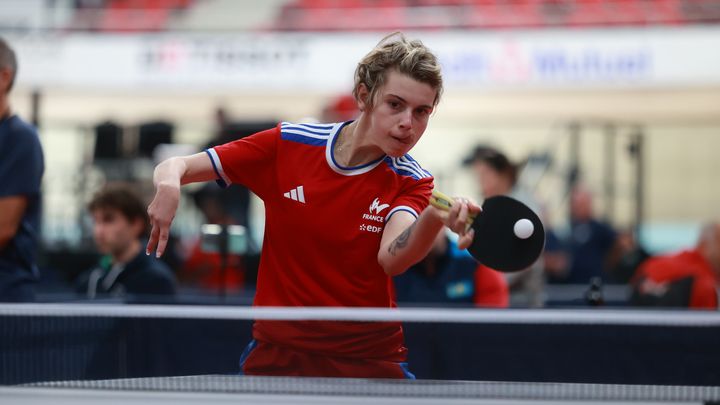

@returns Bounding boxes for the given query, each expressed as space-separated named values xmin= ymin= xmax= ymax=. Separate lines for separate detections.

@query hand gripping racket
xmin=430 ymin=190 xmax=545 ymax=272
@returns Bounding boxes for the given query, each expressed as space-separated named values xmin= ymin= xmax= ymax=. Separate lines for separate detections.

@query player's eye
xmin=415 ymin=108 xmax=430 ymax=118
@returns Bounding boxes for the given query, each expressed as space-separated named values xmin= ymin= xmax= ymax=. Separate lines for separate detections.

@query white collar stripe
xmin=325 ymin=121 xmax=385 ymax=176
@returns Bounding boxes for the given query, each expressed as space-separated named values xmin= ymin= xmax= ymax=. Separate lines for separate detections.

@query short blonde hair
xmin=353 ymin=32 xmax=443 ymax=110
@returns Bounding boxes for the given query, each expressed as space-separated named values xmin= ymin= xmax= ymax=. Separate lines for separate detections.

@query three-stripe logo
xmin=283 ymin=185 xmax=306 ymax=204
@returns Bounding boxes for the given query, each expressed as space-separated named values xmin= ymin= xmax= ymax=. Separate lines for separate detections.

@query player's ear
xmin=356 ymin=83 xmax=370 ymax=112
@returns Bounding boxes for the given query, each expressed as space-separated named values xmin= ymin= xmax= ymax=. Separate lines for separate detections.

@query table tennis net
xmin=1 ymin=303 xmax=720 ymax=403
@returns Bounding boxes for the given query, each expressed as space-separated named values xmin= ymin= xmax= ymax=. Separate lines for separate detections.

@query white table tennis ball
xmin=513 ymin=218 xmax=534 ymax=239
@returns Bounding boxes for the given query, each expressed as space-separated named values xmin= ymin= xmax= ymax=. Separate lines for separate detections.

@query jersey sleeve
xmin=385 ymin=176 xmax=434 ymax=222
xmin=0 ymin=126 xmax=44 ymax=198
xmin=205 ymin=125 xmax=280 ymax=199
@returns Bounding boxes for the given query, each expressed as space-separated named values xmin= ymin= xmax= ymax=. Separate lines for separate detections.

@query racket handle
xmin=430 ymin=190 xmax=476 ymax=224
xmin=430 ymin=190 xmax=455 ymax=212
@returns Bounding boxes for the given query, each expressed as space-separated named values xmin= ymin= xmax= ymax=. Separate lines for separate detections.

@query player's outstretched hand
xmin=444 ymin=197 xmax=482 ymax=250
xmin=146 ymin=183 xmax=180 ymax=258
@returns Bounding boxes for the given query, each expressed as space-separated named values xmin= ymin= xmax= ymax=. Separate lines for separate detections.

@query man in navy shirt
xmin=0 ymin=37 xmax=44 ymax=302
xmin=558 ymin=187 xmax=618 ymax=284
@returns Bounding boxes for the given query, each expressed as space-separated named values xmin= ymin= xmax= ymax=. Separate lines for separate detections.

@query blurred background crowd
xmin=2 ymin=0 xmax=720 ymax=309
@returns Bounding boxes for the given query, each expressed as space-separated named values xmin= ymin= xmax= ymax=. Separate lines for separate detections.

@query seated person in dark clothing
xmin=550 ymin=186 xmax=617 ymax=284
xmin=607 ymin=227 xmax=650 ymax=284
xmin=631 ymin=222 xmax=720 ymax=309
xmin=76 ymin=185 xmax=176 ymax=299
xmin=393 ymin=231 xmax=508 ymax=307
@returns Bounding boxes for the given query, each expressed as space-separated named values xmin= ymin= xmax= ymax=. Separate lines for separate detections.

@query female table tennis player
xmin=145 ymin=33 xmax=480 ymax=379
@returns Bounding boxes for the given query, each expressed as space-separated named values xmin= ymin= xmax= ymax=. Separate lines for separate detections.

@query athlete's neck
xmin=334 ymin=118 xmax=384 ymax=167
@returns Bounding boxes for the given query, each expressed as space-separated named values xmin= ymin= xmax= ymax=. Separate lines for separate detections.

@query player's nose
xmin=398 ymin=109 xmax=413 ymax=130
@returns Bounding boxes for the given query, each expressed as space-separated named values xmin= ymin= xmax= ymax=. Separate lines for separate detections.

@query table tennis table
xmin=2 ymin=375 xmax=719 ymax=405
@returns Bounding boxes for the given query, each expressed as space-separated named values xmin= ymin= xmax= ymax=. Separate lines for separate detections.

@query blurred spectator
xmin=200 ymin=107 xmax=263 ymax=231
xmin=175 ymin=107 xmax=267 ymax=292
xmin=76 ymin=185 xmax=176 ymax=299
xmin=542 ymin=221 xmax=569 ymax=283
xmin=631 ymin=222 xmax=720 ymax=309
xmin=178 ymin=187 xmax=245 ymax=294
xmin=393 ymin=230 xmax=508 ymax=307
xmin=0 ymin=37 xmax=44 ymax=302
xmin=607 ymin=227 xmax=650 ymax=284
xmin=463 ymin=145 xmax=545 ymax=307
xmin=550 ymin=186 xmax=617 ymax=284
xmin=321 ymin=94 xmax=360 ymax=123
xmin=214 ymin=106 xmax=229 ymax=134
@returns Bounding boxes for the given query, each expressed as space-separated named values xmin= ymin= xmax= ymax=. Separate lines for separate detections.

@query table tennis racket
xmin=430 ymin=190 xmax=545 ymax=272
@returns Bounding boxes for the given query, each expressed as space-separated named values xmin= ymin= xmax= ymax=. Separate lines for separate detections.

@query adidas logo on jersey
xmin=283 ymin=185 xmax=306 ymax=203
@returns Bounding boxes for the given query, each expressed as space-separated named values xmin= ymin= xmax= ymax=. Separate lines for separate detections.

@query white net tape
xmin=1 ymin=303 xmax=719 ymax=327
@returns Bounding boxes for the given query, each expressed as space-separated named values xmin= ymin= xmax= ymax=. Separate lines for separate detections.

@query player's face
xmin=361 ymin=70 xmax=436 ymax=157
xmin=92 ymin=209 xmax=140 ymax=257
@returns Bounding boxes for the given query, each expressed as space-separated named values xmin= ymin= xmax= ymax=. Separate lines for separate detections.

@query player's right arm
xmin=146 ymin=126 xmax=279 ymax=258
xmin=146 ymin=153 xmax=216 ymax=258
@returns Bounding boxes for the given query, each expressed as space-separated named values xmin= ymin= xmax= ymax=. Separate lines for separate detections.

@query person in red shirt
xmin=179 ymin=190 xmax=244 ymax=294
xmin=145 ymin=33 xmax=481 ymax=379
xmin=631 ymin=222 xmax=720 ymax=309
xmin=474 ymin=264 xmax=510 ymax=308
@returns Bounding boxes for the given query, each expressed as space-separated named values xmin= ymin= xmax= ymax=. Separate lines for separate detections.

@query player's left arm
xmin=378 ymin=199 xmax=478 ymax=277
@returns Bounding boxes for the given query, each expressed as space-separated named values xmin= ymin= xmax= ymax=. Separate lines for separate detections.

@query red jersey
xmin=208 ymin=122 xmax=433 ymax=361
xmin=633 ymin=249 xmax=718 ymax=309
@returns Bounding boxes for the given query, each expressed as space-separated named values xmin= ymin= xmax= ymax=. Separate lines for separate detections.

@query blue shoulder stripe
xmin=395 ymin=156 xmax=431 ymax=179
xmin=383 ymin=156 xmax=432 ymax=181
xmin=281 ymin=122 xmax=333 ymax=136
xmin=280 ymin=122 xmax=333 ymax=146
xmin=281 ymin=132 xmax=328 ymax=146
xmin=400 ymin=154 xmax=432 ymax=178
xmin=292 ymin=122 xmax=335 ymax=130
